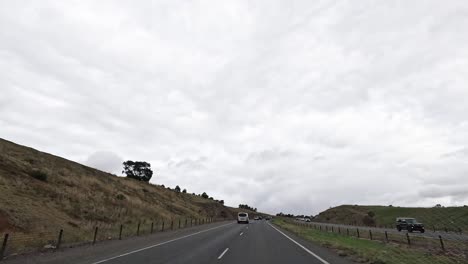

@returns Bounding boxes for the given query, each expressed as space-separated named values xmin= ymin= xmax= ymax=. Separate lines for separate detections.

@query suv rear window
xmin=238 ymin=213 xmax=247 ymax=217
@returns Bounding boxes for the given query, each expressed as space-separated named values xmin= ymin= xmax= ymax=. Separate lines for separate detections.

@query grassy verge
xmin=272 ymin=218 xmax=466 ymax=264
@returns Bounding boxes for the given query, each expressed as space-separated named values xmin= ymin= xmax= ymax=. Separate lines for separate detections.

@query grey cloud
xmin=1 ymin=1 xmax=468 ymax=215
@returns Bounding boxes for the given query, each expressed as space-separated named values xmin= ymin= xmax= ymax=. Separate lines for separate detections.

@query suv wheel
xmin=408 ymin=227 xmax=413 ymax=233
xmin=397 ymin=227 xmax=401 ymax=232
xmin=420 ymin=229 xmax=425 ymax=233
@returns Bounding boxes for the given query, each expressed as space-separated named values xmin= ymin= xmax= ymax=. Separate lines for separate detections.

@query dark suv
xmin=396 ymin=217 xmax=425 ymax=233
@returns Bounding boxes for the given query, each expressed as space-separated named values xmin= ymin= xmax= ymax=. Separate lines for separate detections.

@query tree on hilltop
xmin=122 ymin=160 xmax=153 ymax=182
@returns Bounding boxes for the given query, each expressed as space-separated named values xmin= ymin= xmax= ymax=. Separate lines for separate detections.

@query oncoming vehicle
xmin=396 ymin=217 xmax=425 ymax=233
xmin=238 ymin=212 xmax=249 ymax=224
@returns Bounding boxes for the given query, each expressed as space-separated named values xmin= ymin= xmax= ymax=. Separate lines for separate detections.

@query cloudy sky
xmin=1 ymin=1 xmax=468 ymax=215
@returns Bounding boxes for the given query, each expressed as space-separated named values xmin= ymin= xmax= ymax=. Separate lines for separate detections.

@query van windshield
xmin=238 ymin=213 xmax=247 ymax=217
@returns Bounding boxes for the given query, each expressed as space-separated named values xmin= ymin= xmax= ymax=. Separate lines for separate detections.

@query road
xmin=302 ymin=221 xmax=468 ymax=242
xmin=3 ymin=220 xmax=351 ymax=264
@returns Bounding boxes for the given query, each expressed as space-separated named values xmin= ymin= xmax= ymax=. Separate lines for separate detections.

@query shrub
xmin=30 ymin=170 xmax=48 ymax=182
xmin=116 ymin=194 xmax=126 ymax=200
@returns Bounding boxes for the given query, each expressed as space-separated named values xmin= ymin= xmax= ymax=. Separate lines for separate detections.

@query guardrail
xmin=0 ymin=217 xmax=225 ymax=261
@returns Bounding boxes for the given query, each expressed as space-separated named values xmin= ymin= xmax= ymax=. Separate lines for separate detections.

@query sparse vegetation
xmin=174 ymin=185 xmax=181 ymax=192
xmin=239 ymin=204 xmax=257 ymax=212
xmin=29 ymin=170 xmax=48 ymax=182
xmin=0 ymin=138 xmax=236 ymax=250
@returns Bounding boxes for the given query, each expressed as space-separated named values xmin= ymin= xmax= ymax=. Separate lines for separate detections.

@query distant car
xmin=258 ymin=216 xmax=263 ymax=220
xmin=396 ymin=217 xmax=425 ymax=233
xmin=253 ymin=216 xmax=259 ymax=220
xmin=265 ymin=216 xmax=272 ymax=220
xmin=305 ymin=218 xmax=311 ymax=222
xmin=238 ymin=212 xmax=249 ymax=224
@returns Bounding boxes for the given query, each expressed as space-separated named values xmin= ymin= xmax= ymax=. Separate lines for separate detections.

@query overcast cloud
xmin=1 ymin=1 xmax=468 ymax=215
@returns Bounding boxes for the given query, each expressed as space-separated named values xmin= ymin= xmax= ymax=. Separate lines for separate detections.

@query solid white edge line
xmin=268 ymin=223 xmax=330 ymax=264
xmin=91 ymin=222 xmax=234 ymax=264
xmin=217 ymin=248 xmax=229 ymax=259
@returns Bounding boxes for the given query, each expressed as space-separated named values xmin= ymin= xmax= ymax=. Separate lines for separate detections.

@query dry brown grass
xmin=0 ymin=138 xmax=235 ymax=238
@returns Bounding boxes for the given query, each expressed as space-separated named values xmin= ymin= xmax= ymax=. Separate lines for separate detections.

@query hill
xmin=0 ymin=138 xmax=237 ymax=244
xmin=314 ymin=205 xmax=468 ymax=232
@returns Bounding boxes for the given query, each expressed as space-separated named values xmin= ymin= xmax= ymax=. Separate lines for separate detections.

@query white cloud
xmin=1 ymin=1 xmax=468 ymax=214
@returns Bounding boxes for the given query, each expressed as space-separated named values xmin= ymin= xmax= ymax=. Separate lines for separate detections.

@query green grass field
xmin=273 ymin=218 xmax=466 ymax=264
xmin=315 ymin=205 xmax=468 ymax=232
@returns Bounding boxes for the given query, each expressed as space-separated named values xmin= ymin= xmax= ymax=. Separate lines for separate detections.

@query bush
xmin=116 ymin=194 xmax=126 ymax=200
xmin=30 ymin=170 xmax=48 ymax=182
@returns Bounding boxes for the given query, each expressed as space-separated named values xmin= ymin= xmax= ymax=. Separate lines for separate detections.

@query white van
xmin=237 ymin=212 xmax=249 ymax=224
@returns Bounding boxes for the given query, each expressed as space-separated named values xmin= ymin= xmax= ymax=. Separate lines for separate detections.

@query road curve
xmin=3 ymin=220 xmax=351 ymax=264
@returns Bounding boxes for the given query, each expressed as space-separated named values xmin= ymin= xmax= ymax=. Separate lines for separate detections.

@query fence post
xmin=119 ymin=224 xmax=123 ymax=240
xmin=185 ymin=219 xmax=188 ymax=228
xmin=93 ymin=227 xmax=98 ymax=245
xmin=346 ymin=228 xmax=349 ymax=236
xmin=191 ymin=218 xmax=193 ymax=227
xmin=320 ymin=226 xmax=322 ymax=231
xmin=439 ymin=235 xmax=445 ymax=251
xmin=56 ymin=229 xmax=64 ymax=250
xmin=369 ymin=230 xmax=373 ymax=240
xmin=406 ymin=233 xmax=411 ymax=246
xmin=356 ymin=228 xmax=360 ymax=238
xmin=151 ymin=222 xmax=154 ymax=234
xmin=171 ymin=220 xmax=174 ymax=230
xmin=178 ymin=219 xmax=181 ymax=229
xmin=137 ymin=222 xmax=141 ymax=236
xmin=433 ymin=226 xmax=436 ymax=232
xmin=332 ymin=226 xmax=334 ymax=233
xmin=0 ymin=233 xmax=8 ymax=260
xmin=161 ymin=221 xmax=165 ymax=232
xmin=444 ymin=226 xmax=448 ymax=233
xmin=326 ymin=226 xmax=328 ymax=232
xmin=385 ymin=231 xmax=388 ymax=243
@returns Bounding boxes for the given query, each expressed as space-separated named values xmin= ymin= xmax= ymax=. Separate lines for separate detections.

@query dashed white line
xmin=239 ymin=232 xmax=243 ymax=236
xmin=268 ymin=223 xmax=330 ymax=264
xmin=91 ymin=222 xmax=234 ymax=264
xmin=218 ymin=248 xmax=229 ymax=260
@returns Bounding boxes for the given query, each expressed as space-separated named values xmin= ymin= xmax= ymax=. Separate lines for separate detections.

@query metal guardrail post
xmin=137 ymin=222 xmax=141 ymax=236
xmin=151 ymin=222 xmax=154 ymax=234
xmin=161 ymin=221 xmax=165 ymax=232
xmin=406 ymin=233 xmax=411 ymax=246
xmin=385 ymin=231 xmax=388 ymax=243
xmin=369 ymin=230 xmax=373 ymax=240
xmin=119 ymin=224 xmax=123 ymax=240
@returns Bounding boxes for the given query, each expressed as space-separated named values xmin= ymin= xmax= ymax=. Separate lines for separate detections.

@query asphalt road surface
xmin=4 ymin=220 xmax=351 ymax=264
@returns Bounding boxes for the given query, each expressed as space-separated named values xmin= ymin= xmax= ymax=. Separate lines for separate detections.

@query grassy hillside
xmin=0 ymin=138 xmax=235 ymax=239
xmin=314 ymin=205 xmax=468 ymax=232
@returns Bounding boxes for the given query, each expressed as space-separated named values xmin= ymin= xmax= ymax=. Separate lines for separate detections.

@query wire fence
xmin=0 ymin=217 xmax=224 ymax=261
xmin=287 ymin=220 xmax=468 ymax=263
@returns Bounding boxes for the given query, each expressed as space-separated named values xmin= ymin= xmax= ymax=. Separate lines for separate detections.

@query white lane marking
xmin=239 ymin=232 xmax=243 ymax=236
xmin=268 ymin=223 xmax=330 ymax=264
xmin=91 ymin=222 xmax=234 ymax=264
xmin=218 ymin=248 xmax=229 ymax=260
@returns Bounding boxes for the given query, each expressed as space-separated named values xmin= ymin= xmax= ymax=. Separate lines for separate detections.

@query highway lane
xmin=90 ymin=220 xmax=350 ymax=264
xmin=3 ymin=220 xmax=351 ymax=264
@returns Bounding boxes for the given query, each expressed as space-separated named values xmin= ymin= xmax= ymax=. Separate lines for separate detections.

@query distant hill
xmin=314 ymin=205 xmax=468 ymax=232
xmin=0 ymin=138 xmax=237 ymax=238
